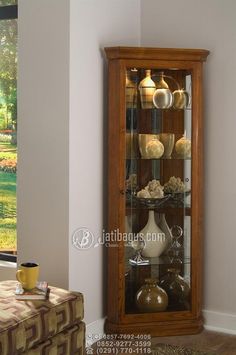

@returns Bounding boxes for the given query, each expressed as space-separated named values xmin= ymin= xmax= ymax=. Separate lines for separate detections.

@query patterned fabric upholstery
xmin=0 ymin=280 xmax=85 ymax=355
xmin=23 ymin=323 xmax=85 ymax=355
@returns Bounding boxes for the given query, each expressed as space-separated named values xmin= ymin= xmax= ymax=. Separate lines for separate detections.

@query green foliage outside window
xmin=0 ymin=14 xmax=17 ymax=252
xmin=0 ymin=1 xmax=17 ymax=6
xmin=0 ymin=18 xmax=17 ymax=131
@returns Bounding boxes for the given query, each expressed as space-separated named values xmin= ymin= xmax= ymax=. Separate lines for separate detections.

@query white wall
xmin=0 ymin=262 xmax=16 ymax=281
xmin=141 ymin=0 xmax=236 ymax=330
xmin=69 ymin=0 xmax=140 ymax=324
xmin=17 ymin=0 xmax=140 ymax=326
xmin=16 ymin=0 xmax=235 ymax=334
xmin=17 ymin=0 xmax=70 ymax=288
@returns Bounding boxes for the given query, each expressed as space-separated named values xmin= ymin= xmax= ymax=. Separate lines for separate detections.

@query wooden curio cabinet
xmin=104 ymin=47 xmax=209 ymax=336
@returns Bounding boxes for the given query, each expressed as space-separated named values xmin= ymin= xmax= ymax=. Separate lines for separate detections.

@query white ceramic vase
xmin=158 ymin=213 xmax=172 ymax=251
xmin=139 ymin=210 xmax=168 ymax=258
xmin=153 ymin=72 xmax=173 ymax=109
xmin=159 ymin=133 xmax=175 ymax=158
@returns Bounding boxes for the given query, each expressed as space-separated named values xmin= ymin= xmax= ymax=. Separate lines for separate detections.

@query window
xmin=0 ymin=0 xmax=17 ymax=262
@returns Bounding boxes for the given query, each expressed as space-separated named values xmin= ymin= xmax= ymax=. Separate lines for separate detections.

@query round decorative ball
xmin=175 ymin=136 xmax=191 ymax=158
xmin=146 ymin=139 xmax=164 ymax=158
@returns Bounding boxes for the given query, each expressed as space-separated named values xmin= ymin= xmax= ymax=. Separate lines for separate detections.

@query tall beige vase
xmin=138 ymin=70 xmax=156 ymax=109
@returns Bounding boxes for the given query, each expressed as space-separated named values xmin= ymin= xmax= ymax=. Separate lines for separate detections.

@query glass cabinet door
xmin=125 ymin=67 xmax=192 ymax=314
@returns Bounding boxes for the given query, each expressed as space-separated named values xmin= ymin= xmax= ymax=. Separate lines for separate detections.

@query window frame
xmin=0 ymin=4 xmax=17 ymax=19
xmin=0 ymin=3 xmax=18 ymax=263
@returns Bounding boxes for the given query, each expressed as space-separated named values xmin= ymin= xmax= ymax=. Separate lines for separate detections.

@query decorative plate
xmin=133 ymin=194 xmax=170 ymax=208
xmin=164 ymin=190 xmax=191 ymax=205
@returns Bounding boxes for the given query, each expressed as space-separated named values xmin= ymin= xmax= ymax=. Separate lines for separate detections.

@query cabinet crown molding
xmin=104 ymin=46 xmax=210 ymax=62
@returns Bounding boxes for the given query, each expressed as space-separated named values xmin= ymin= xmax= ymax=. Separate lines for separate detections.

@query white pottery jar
xmin=138 ymin=210 xmax=168 ymax=258
xmin=153 ymin=88 xmax=173 ymax=109
xmin=153 ymin=72 xmax=173 ymax=109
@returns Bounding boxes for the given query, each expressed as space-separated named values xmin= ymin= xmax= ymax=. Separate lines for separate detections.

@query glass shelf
xmin=126 ymin=192 xmax=191 ymax=211
xmin=126 ymin=107 xmax=192 ymax=112
xmin=126 ymin=157 xmax=191 ymax=161
xmin=125 ymin=302 xmax=190 ymax=314
xmin=126 ymin=254 xmax=191 ymax=266
xmin=126 ymin=205 xmax=192 ymax=215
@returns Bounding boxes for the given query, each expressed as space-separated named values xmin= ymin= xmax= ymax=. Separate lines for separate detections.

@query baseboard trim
xmin=203 ymin=309 xmax=236 ymax=335
xmin=85 ymin=311 xmax=236 ymax=346
xmin=86 ymin=318 xmax=105 ymax=346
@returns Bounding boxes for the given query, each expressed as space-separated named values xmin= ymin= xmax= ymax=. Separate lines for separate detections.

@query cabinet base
xmin=105 ymin=317 xmax=203 ymax=337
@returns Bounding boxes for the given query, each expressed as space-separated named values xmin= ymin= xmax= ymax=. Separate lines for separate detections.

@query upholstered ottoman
xmin=0 ymin=280 xmax=85 ymax=355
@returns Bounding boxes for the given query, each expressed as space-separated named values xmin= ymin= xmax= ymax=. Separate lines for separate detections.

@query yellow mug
xmin=16 ymin=262 xmax=39 ymax=290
